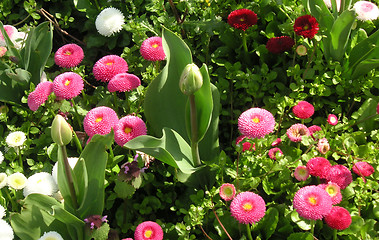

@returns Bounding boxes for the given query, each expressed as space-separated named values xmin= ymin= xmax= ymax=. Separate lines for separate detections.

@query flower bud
xmin=179 ymin=63 xmax=203 ymax=95
xmin=296 ymin=45 xmax=307 ymax=56
xmin=51 ymin=114 xmax=73 ymax=146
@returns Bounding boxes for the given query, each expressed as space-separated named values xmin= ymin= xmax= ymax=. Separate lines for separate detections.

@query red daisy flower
xmin=326 ymin=165 xmax=352 ymax=189
xmin=134 ymin=221 xmax=163 ymax=240
xmin=292 ymin=101 xmax=314 ymax=119
xmin=294 ymin=166 xmax=310 ymax=181
xmin=93 ymin=55 xmax=128 ymax=82
xmin=266 ymin=36 xmax=295 ymax=54
xmin=293 ymin=185 xmax=332 ymax=220
xmin=324 ymin=206 xmax=352 ymax=230
xmin=83 ymin=106 xmax=119 ymax=137
xmin=352 ymin=161 xmax=374 ymax=177
xmin=235 ymin=135 xmax=255 ymax=152
xmin=268 ymin=147 xmax=283 ymax=160
xmin=27 ymin=81 xmax=53 ymax=111
xmin=53 ymin=72 xmax=84 ymax=100
xmin=219 ymin=183 xmax=236 ymax=201
xmin=238 ymin=108 xmax=276 ymax=139
xmin=108 ymin=73 xmax=141 ymax=92
xmin=327 ymin=114 xmax=338 ymax=125
xmin=140 ymin=37 xmax=166 ymax=61
xmin=114 ymin=115 xmax=147 ymax=146
xmin=230 ymin=191 xmax=266 ymax=224
xmin=227 ymin=9 xmax=258 ymax=31
xmin=54 ymin=43 xmax=84 ymax=68
xmin=286 ymin=123 xmax=310 ymax=142
xmin=317 ymin=138 xmax=330 ymax=155
xmin=318 ymin=182 xmax=342 ymax=205
xmin=306 ymin=157 xmax=332 ymax=179
xmin=294 ymin=15 xmax=319 ymax=39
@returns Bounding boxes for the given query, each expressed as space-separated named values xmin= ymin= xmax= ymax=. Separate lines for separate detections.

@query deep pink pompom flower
xmin=230 ymin=191 xmax=266 ymax=224
xmin=293 ymin=185 xmax=332 ymax=220
xmin=83 ymin=106 xmax=119 ymax=137
xmin=114 ymin=115 xmax=147 ymax=146
xmin=286 ymin=123 xmax=310 ymax=142
xmin=352 ymin=161 xmax=374 ymax=177
xmin=54 ymin=43 xmax=84 ymax=68
xmin=108 ymin=73 xmax=141 ymax=92
xmin=318 ymin=182 xmax=342 ymax=205
xmin=140 ymin=37 xmax=166 ymax=61
xmin=294 ymin=166 xmax=310 ymax=181
xmin=326 ymin=165 xmax=352 ymax=189
xmin=228 ymin=9 xmax=258 ymax=31
xmin=293 ymin=15 xmax=319 ymax=39
xmin=268 ymin=147 xmax=283 ymax=160
xmin=266 ymin=36 xmax=295 ymax=54
xmin=238 ymin=108 xmax=275 ymax=139
xmin=317 ymin=138 xmax=330 ymax=154
xmin=271 ymin=138 xmax=282 ymax=146
xmin=93 ymin=55 xmax=128 ymax=82
xmin=306 ymin=157 xmax=332 ymax=179
xmin=292 ymin=101 xmax=314 ymax=119
xmin=324 ymin=206 xmax=352 ymax=230
xmin=308 ymin=125 xmax=322 ymax=139
xmin=236 ymin=135 xmax=255 ymax=152
xmin=377 ymin=102 xmax=379 ymax=114
xmin=134 ymin=221 xmax=163 ymax=240
xmin=53 ymin=72 xmax=84 ymax=100
xmin=219 ymin=183 xmax=236 ymax=201
xmin=27 ymin=81 xmax=53 ymax=111
xmin=327 ymin=114 xmax=338 ymax=125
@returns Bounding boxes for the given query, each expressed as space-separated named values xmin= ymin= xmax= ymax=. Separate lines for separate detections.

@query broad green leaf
xmin=351 ymin=98 xmax=379 ymax=132
xmin=349 ymin=29 xmax=379 ymax=69
xmin=306 ymin=0 xmax=334 ymax=29
xmin=351 ymin=58 xmax=379 ymax=79
xmin=257 ymin=207 xmax=279 ymax=239
xmin=5 ymin=68 xmax=31 ymax=84
xmin=73 ymin=0 xmax=93 ymax=12
xmin=287 ymin=232 xmax=314 ymax=240
xmin=290 ymin=211 xmax=312 ymax=230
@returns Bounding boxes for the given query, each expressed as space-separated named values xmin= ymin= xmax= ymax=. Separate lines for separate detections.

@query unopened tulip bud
xmin=179 ymin=63 xmax=203 ymax=95
xmin=51 ymin=114 xmax=73 ymax=146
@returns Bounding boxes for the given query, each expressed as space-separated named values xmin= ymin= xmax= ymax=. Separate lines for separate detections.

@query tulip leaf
xmin=305 ymin=0 xmax=334 ymax=29
xmin=349 ymin=29 xmax=379 ymax=71
xmin=351 ymin=58 xmax=379 ymax=79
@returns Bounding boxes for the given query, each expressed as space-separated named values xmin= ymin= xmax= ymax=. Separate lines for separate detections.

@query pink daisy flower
xmin=306 ymin=157 xmax=332 ymax=179
xmin=93 ymin=55 xmax=128 ymax=82
xmin=324 ymin=206 xmax=352 ymax=230
xmin=318 ymin=182 xmax=342 ymax=205
xmin=140 ymin=37 xmax=166 ymax=61
xmin=27 ymin=81 xmax=53 ymax=111
xmin=352 ymin=161 xmax=374 ymax=177
xmin=327 ymin=114 xmax=338 ymax=125
xmin=286 ymin=123 xmax=310 ymax=142
xmin=268 ymin=147 xmax=283 ymax=160
xmin=83 ymin=106 xmax=119 ymax=137
xmin=108 ymin=73 xmax=141 ymax=92
xmin=293 ymin=185 xmax=333 ymax=220
xmin=134 ymin=221 xmax=163 ymax=240
xmin=292 ymin=101 xmax=314 ymax=119
xmin=0 ymin=25 xmax=17 ymax=46
xmin=317 ymin=138 xmax=330 ymax=155
xmin=114 ymin=115 xmax=147 ymax=146
xmin=219 ymin=183 xmax=236 ymax=201
xmin=308 ymin=125 xmax=322 ymax=139
xmin=294 ymin=166 xmax=310 ymax=181
xmin=230 ymin=191 xmax=266 ymax=224
xmin=376 ymin=102 xmax=379 ymax=114
xmin=271 ymin=138 xmax=282 ymax=146
xmin=326 ymin=165 xmax=352 ymax=189
xmin=353 ymin=1 xmax=379 ymax=21
xmin=238 ymin=108 xmax=276 ymax=139
xmin=0 ymin=46 xmax=7 ymax=57
xmin=236 ymin=135 xmax=255 ymax=152
xmin=53 ymin=72 xmax=84 ymax=100
xmin=54 ymin=43 xmax=84 ymax=68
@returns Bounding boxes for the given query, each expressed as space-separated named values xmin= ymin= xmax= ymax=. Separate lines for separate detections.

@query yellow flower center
xmin=152 ymin=43 xmax=159 ymax=48
xmin=243 ymin=202 xmax=253 ymax=211
xmin=144 ymin=229 xmax=153 ymax=238
xmin=252 ymin=117 xmax=260 ymax=123
xmin=224 ymin=187 xmax=233 ymax=196
xmin=326 ymin=186 xmax=337 ymax=196
xmin=64 ymin=80 xmax=71 ymax=86
xmin=303 ymin=24 xmax=309 ymax=30
xmin=124 ymin=127 xmax=132 ymax=134
xmin=106 ymin=62 xmax=113 ymax=66
xmin=95 ymin=117 xmax=103 ymax=123
xmin=64 ymin=50 xmax=72 ymax=56
xmin=240 ymin=18 xmax=245 ymax=22
xmin=308 ymin=196 xmax=317 ymax=205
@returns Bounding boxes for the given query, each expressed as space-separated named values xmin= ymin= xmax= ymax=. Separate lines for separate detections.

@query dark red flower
xmin=228 ymin=9 xmax=258 ymax=31
xmin=293 ymin=15 xmax=319 ymax=39
xmin=266 ymin=36 xmax=295 ymax=54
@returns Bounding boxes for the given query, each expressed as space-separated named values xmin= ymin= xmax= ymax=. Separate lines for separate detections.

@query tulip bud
xmin=51 ymin=114 xmax=73 ymax=146
xmin=179 ymin=63 xmax=203 ymax=95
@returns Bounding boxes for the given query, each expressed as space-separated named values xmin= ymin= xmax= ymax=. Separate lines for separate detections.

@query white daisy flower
xmin=0 ymin=219 xmax=14 ymax=240
xmin=323 ymin=0 xmax=341 ymax=11
xmin=52 ymin=157 xmax=79 ymax=184
xmin=95 ymin=7 xmax=125 ymax=37
xmin=0 ymin=173 xmax=7 ymax=189
xmin=0 ymin=151 xmax=4 ymax=164
xmin=7 ymin=172 xmax=27 ymax=190
xmin=0 ymin=204 xmax=5 ymax=219
xmin=5 ymin=131 xmax=26 ymax=148
xmin=23 ymin=172 xmax=58 ymax=198
xmin=38 ymin=231 xmax=64 ymax=240
xmin=353 ymin=1 xmax=379 ymax=21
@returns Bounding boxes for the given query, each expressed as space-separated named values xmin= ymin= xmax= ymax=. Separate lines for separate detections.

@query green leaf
xmin=305 ymin=0 xmax=334 ymax=29
xmin=5 ymin=68 xmax=31 ymax=84
xmin=73 ymin=0 xmax=94 ymax=12
xmin=351 ymin=58 xmax=379 ymax=79
xmin=0 ymin=21 xmax=23 ymax=67
xmin=287 ymin=232 xmax=314 ymax=240
xmin=90 ymin=222 xmax=110 ymax=240
xmin=349 ymin=29 xmax=379 ymax=70
xmin=258 ymin=207 xmax=279 ymax=239
xmin=351 ymin=98 xmax=379 ymax=132
xmin=114 ymin=180 xmax=136 ymax=198
xmin=290 ymin=211 xmax=312 ymax=230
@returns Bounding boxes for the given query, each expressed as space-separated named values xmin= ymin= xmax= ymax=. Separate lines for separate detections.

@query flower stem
xmin=246 ymin=224 xmax=253 ymax=240
xmin=113 ymin=92 xmax=119 ymax=112
xmin=71 ymin=99 xmax=82 ymax=130
xmin=72 ymin=131 xmax=83 ymax=154
xmin=212 ymin=208 xmax=233 ymax=240
xmin=60 ymin=145 xmax=78 ymax=209
xmin=2 ymin=188 xmax=17 ymax=212
xmin=310 ymin=219 xmax=315 ymax=236
xmin=333 ymin=229 xmax=337 ymax=240
xmin=18 ymin=147 xmax=23 ymax=170
xmin=242 ymin=31 xmax=248 ymax=53
xmin=189 ymin=94 xmax=201 ymax=166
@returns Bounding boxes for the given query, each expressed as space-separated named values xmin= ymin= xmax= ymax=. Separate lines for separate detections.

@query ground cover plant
xmin=0 ymin=0 xmax=378 ymax=239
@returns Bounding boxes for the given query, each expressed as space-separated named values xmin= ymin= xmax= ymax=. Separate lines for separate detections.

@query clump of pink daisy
xmin=83 ymin=106 xmax=119 ymax=137
xmin=294 ymin=166 xmax=310 ymax=181
xmin=238 ymin=108 xmax=276 ymax=139
xmin=352 ymin=161 xmax=374 ymax=177
xmin=293 ymin=185 xmax=333 ymax=220
xmin=27 ymin=81 xmax=53 ymax=111
xmin=219 ymin=183 xmax=236 ymax=201
xmin=292 ymin=101 xmax=314 ymax=119
xmin=268 ymin=147 xmax=283 ymax=160
xmin=108 ymin=73 xmax=141 ymax=92
xmin=317 ymin=138 xmax=330 ymax=155
xmin=327 ymin=114 xmax=338 ymax=125
xmin=114 ymin=115 xmax=147 ymax=146
xmin=326 ymin=165 xmax=352 ymax=189
xmin=134 ymin=221 xmax=163 ymax=240
xmin=54 ymin=43 xmax=84 ymax=68
xmin=318 ymin=182 xmax=342 ymax=205
xmin=271 ymin=138 xmax=282 ymax=146
xmin=324 ymin=206 xmax=352 ymax=230
xmin=93 ymin=55 xmax=128 ymax=82
xmin=235 ymin=135 xmax=255 ymax=152
xmin=286 ymin=123 xmax=310 ymax=142
xmin=53 ymin=72 xmax=84 ymax=100
xmin=230 ymin=191 xmax=266 ymax=224
xmin=353 ymin=1 xmax=379 ymax=21
xmin=308 ymin=125 xmax=322 ymax=139
xmin=306 ymin=157 xmax=332 ymax=179
xmin=140 ymin=37 xmax=166 ymax=61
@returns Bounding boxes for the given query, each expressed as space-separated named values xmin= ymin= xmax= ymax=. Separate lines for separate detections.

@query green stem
xmin=246 ymin=224 xmax=253 ymax=240
xmin=125 ymin=91 xmax=130 ymax=113
xmin=242 ymin=31 xmax=248 ymax=53
xmin=72 ymin=131 xmax=83 ymax=154
xmin=310 ymin=219 xmax=315 ymax=236
xmin=236 ymin=152 xmax=240 ymax=192
xmin=18 ymin=147 xmax=23 ymax=170
xmin=71 ymin=99 xmax=82 ymax=130
xmin=2 ymin=188 xmax=17 ymax=211
xmin=189 ymin=94 xmax=201 ymax=166
xmin=61 ymin=145 xmax=78 ymax=209
xmin=333 ymin=229 xmax=337 ymax=240
xmin=113 ymin=92 xmax=119 ymax=112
